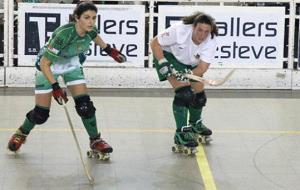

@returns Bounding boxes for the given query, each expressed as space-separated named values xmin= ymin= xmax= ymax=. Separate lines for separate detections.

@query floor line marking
xmin=196 ymin=144 xmax=217 ymax=190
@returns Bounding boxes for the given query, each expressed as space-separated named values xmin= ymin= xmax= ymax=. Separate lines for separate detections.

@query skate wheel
xmin=197 ymin=136 xmax=204 ymax=144
xmin=96 ymin=153 xmax=102 ymax=160
xmin=102 ymin=153 xmax=110 ymax=161
xmin=177 ymin=145 xmax=184 ymax=153
xmin=171 ymin=146 xmax=177 ymax=153
xmin=198 ymin=136 xmax=212 ymax=144
xmin=87 ymin=150 xmax=93 ymax=158
xmin=183 ymin=148 xmax=191 ymax=156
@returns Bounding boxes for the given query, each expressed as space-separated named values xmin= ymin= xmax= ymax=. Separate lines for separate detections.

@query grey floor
xmin=1 ymin=88 xmax=300 ymax=190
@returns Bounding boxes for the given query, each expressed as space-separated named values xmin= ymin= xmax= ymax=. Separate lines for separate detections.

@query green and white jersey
xmin=36 ymin=22 xmax=98 ymax=74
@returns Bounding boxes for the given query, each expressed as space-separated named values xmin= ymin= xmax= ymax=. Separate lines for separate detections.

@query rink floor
xmin=1 ymin=88 xmax=300 ymax=190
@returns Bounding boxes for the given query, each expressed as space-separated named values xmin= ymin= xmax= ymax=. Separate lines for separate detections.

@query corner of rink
xmin=1 ymin=66 xmax=300 ymax=89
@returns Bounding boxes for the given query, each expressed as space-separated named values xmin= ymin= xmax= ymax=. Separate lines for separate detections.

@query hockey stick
xmin=184 ymin=69 xmax=235 ymax=86
xmin=62 ymin=101 xmax=94 ymax=185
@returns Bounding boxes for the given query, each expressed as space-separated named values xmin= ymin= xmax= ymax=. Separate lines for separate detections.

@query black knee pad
xmin=26 ymin=106 xmax=50 ymax=125
xmin=75 ymin=95 xmax=96 ymax=118
xmin=190 ymin=91 xmax=207 ymax=108
xmin=173 ymin=86 xmax=194 ymax=107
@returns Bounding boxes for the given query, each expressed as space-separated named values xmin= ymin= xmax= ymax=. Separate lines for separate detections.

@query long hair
xmin=182 ymin=12 xmax=218 ymax=38
xmin=70 ymin=1 xmax=97 ymax=22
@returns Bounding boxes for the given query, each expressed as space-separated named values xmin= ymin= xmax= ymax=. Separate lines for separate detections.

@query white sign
xmin=18 ymin=3 xmax=145 ymax=67
xmin=158 ymin=6 xmax=285 ymax=68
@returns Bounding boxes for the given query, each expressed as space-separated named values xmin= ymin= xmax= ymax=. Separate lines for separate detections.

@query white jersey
xmin=157 ymin=21 xmax=217 ymax=66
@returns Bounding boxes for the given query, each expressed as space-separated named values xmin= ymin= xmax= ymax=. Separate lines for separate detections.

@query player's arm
xmin=151 ymin=25 xmax=179 ymax=78
xmin=150 ymin=37 xmax=165 ymax=61
xmin=39 ymin=56 xmax=56 ymax=84
xmin=150 ymin=37 xmax=173 ymax=77
xmin=93 ymin=35 xmax=107 ymax=49
xmin=192 ymin=60 xmax=210 ymax=77
xmin=93 ymin=35 xmax=126 ymax=63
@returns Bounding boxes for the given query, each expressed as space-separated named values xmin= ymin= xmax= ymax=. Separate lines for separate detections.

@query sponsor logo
xmin=48 ymin=45 xmax=59 ymax=54
xmin=194 ymin=54 xmax=200 ymax=59
xmin=159 ymin=66 xmax=168 ymax=75
xmin=24 ymin=13 xmax=60 ymax=55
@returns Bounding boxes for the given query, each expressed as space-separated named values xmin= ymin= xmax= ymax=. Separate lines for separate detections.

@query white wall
xmin=5 ymin=67 xmax=298 ymax=89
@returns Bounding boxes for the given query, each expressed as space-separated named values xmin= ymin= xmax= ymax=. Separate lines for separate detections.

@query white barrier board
xmin=158 ymin=6 xmax=285 ymax=68
xmin=18 ymin=3 xmax=145 ymax=67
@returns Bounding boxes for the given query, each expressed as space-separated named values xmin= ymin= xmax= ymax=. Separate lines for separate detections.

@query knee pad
xmin=173 ymin=86 xmax=194 ymax=107
xmin=190 ymin=91 xmax=207 ymax=108
xmin=75 ymin=95 xmax=96 ymax=118
xmin=26 ymin=106 xmax=50 ymax=125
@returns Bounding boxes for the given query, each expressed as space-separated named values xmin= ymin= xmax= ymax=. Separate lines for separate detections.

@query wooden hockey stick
xmin=184 ymin=69 xmax=235 ymax=86
xmin=62 ymin=101 xmax=94 ymax=185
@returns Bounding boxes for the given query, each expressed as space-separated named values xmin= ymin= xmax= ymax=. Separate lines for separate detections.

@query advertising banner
xmin=18 ymin=3 xmax=145 ymax=67
xmin=158 ymin=6 xmax=285 ymax=68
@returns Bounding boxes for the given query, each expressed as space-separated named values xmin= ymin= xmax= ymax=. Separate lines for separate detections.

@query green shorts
xmin=153 ymin=51 xmax=195 ymax=81
xmin=35 ymin=67 xmax=85 ymax=94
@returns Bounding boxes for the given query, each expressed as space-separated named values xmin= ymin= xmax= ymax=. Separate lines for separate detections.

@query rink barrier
xmin=1 ymin=0 xmax=300 ymax=89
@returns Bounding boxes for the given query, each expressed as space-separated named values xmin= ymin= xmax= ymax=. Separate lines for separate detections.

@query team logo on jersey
xmin=160 ymin=32 xmax=170 ymax=38
xmin=77 ymin=44 xmax=83 ymax=51
xmin=47 ymin=45 xmax=59 ymax=55
xmin=194 ymin=54 xmax=200 ymax=60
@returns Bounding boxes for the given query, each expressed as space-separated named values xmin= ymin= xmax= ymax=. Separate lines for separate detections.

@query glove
xmin=103 ymin=44 xmax=127 ymax=63
xmin=52 ymin=82 xmax=68 ymax=105
xmin=174 ymin=68 xmax=193 ymax=81
xmin=158 ymin=58 xmax=173 ymax=78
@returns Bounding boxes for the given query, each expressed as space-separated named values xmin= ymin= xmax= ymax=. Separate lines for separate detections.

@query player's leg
xmin=168 ymin=78 xmax=198 ymax=148
xmin=65 ymin=68 xmax=112 ymax=153
xmin=8 ymin=71 xmax=52 ymax=152
xmin=190 ymin=81 xmax=212 ymax=136
xmin=154 ymin=51 xmax=198 ymax=148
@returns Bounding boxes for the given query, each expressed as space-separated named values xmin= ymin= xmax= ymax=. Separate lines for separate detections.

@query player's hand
xmin=158 ymin=61 xmax=173 ymax=78
xmin=103 ymin=44 xmax=127 ymax=63
xmin=184 ymin=68 xmax=193 ymax=75
xmin=174 ymin=71 xmax=186 ymax=81
xmin=51 ymin=82 xmax=68 ymax=105
xmin=174 ymin=68 xmax=193 ymax=81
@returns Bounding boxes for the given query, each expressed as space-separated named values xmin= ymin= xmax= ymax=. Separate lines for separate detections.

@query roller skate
xmin=7 ymin=128 xmax=27 ymax=153
xmin=171 ymin=126 xmax=198 ymax=156
xmin=87 ymin=134 xmax=112 ymax=161
xmin=191 ymin=119 xmax=212 ymax=144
